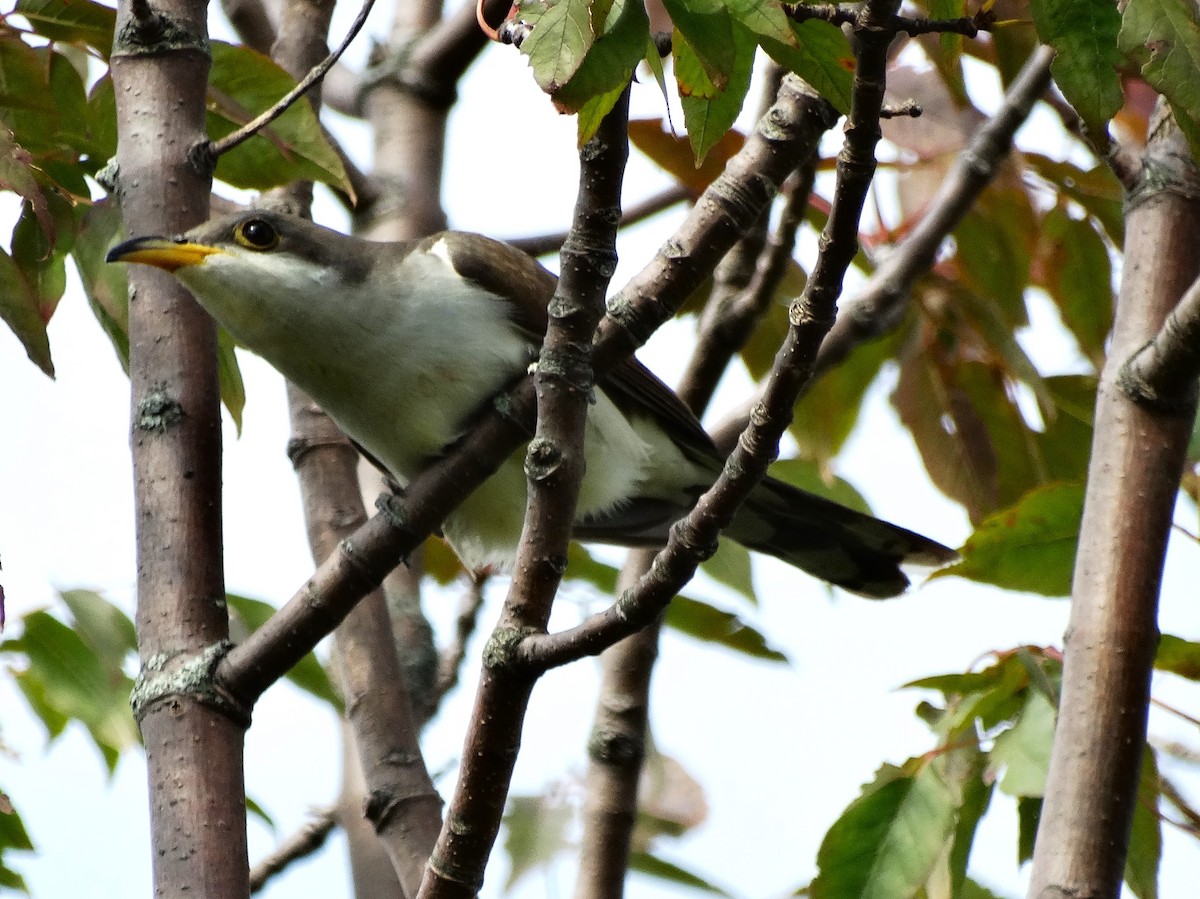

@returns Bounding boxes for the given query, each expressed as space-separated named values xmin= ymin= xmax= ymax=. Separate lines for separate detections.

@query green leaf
xmin=953 ymin=185 xmax=1036 ymax=330
xmin=1037 ymin=376 xmax=1097 ymax=484
xmin=13 ymin=0 xmax=116 ymax=56
xmin=550 ymin=0 xmax=647 ymax=120
xmin=59 ymin=589 xmax=137 ymax=668
xmin=908 ymin=651 xmax=1056 ymax=742
xmin=948 ymin=762 xmax=993 ymax=895
xmin=1155 ymin=633 xmax=1200 ymax=679
xmin=11 ymin=192 xmax=72 ymax=329
xmin=226 ymin=593 xmax=341 ymax=710
xmin=1030 ymin=0 xmax=1123 ymax=133
xmin=1119 ymin=0 xmax=1200 ymax=162
xmin=758 ymin=20 xmax=854 ymax=115
xmin=665 ymin=595 xmax=787 ymax=663
xmin=85 ymin=73 xmax=118 ymax=164
xmin=0 ymin=246 xmax=53 ymax=376
xmin=1016 ymin=796 xmax=1041 ymax=863
xmin=894 ymin=353 xmax=1045 ymax=522
xmin=661 ymin=0 xmax=735 ymax=90
xmin=698 ymin=537 xmax=756 ymax=604
xmin=768 ymin=458 xmax=872 ymax=516
xmin=811 ymin=761 xmax=959 ymax=899
xmin=0 ymin=794 xmax=34 ymax=851
xmin=207 ymin=42 xmax=351 ymax=195
xmin=679 ymin=22 xmax=754 ymax=164
xmin=931 ymin=0 xmax=967 ymax=93
xmin=725 ymin=0 xmax=796 ymax=46
xmin=672 ymin=27 xmax=721 ymax=101
xmin=520 ymin=0 xmax=595 ymax=93
xmin=1124 ymin=746 xmax=1161 ymax=899
xmin=502 ymin=794 xmax=574 ymax=889
xmin=1025 ymin=152 xmax=1124 ymax=247
xmin=0 ymin=36 xmax=58 ymax=155
xmin=935 ymin=482 xmax=1083 ymax=595
xmin=643 ymin=36 xmax=671 ymax=109
xmin=245 ymin=795 xmax=276 ymax=831
xmin=0 ymin=791 xmax=33 ymax=894
xmin=1039 ymin=206 xmax=1114 ymax=367
xmin=0 ymin=127 xmax=53 ymax=237
xmin=217 ymin=326 xmax=246 ymax=433
xmin=71 ymin=198 xmax=130 ymax=369
xmin=628 ymin=850 xmax=732 ymax=895
xmin=575 ymin=81 xmax=627 ymax=143
xmin=1 ymin=610 xmax=139 ymax=770
xmin=990 ymin=690 xmax=1056 ymax=797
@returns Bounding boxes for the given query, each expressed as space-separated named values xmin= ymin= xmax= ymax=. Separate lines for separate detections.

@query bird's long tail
xmin=724 ymin=476 xmax=958 ymax=598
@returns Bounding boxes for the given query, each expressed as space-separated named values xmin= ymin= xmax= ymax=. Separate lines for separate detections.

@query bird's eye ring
xmin=235 ymin=218 xmax=279 ymax=251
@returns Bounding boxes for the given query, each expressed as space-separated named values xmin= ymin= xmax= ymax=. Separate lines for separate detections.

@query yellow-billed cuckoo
xmin=108 ymin=210 xmax=956 ymax=596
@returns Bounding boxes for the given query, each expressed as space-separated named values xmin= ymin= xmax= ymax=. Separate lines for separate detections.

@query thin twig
xmin=507 ymin=184 xmax=691 ymax=258
xmin=678 ymin=163 xmax=817 ymax=414
xmin=207 ymin=0 xmax=377 ymax=158
xmin=433 ymin=574 xmax=488 ymax=702
xmin=249 ymin=807 xmax=339 ymax=893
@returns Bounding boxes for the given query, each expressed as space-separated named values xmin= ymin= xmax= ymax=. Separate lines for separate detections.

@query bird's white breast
xmin=178 ymin=240 xmax=703 ymax=569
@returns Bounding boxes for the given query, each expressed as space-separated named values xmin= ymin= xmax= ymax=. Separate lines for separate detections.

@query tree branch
xmin=507 ymin=184 xmax=692 ymax=258
xmin=109 ymin=0 xmax=247 ymax=894
xmin=417 ymin=86 xmax=632 ymax=899
xmin=249 ymin=806 xmax=338 ymax=893
xmin=573 ymin=71 xmax=812 ymax=898
xmin=1028 ymin=106 xmax=1200 ymax=898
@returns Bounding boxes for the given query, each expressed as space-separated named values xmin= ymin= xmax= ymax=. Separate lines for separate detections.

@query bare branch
xmin=679 ymin=163 xmax=816 ymax=414
xmin=417 ymin=86 xmax=632 ymax=899
xmin=573 ymin=74 xmax=815 ymax=897
xmin=249 ymin=806 xmax=338 ymax=893
xmin=110 ymin=0 xmax=247 ymax=893
xmin=1029 ymin=107 xmax=1200 ymax=898
xmin=507 ymin=185 xmax=692 ymax=258
xmin=434 ymin=575 xmax=488 ymax=702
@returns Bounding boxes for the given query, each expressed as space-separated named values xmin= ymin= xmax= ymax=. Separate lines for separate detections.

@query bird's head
xmin=106 ymin=210 xmax=375 ymax=346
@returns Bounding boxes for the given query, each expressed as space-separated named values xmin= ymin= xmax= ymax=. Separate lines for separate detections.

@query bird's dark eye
xmin=235 ymin=218 xmax=279 ymax=251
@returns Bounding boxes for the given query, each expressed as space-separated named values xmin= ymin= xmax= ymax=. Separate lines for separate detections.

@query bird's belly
xmin=439 ymin=390 xmax=701 ymax=569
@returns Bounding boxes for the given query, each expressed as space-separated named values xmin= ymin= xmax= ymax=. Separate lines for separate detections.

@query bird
xmin=107 ymin=209 xmax=956 ymax=597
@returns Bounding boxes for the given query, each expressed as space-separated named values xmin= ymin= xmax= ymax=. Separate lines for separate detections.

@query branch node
xmin=1119 ymin=346 xmax=1200 ymax=415
xmin=131 ymin=640 xmax=250 ymax=727
xmin=483 ymin=626 xmax=539 ymax=671
xmin=134 ymin=388 xmax=184 ymax=433
xmin=372 ymin=493 xmax=419 ymax=552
